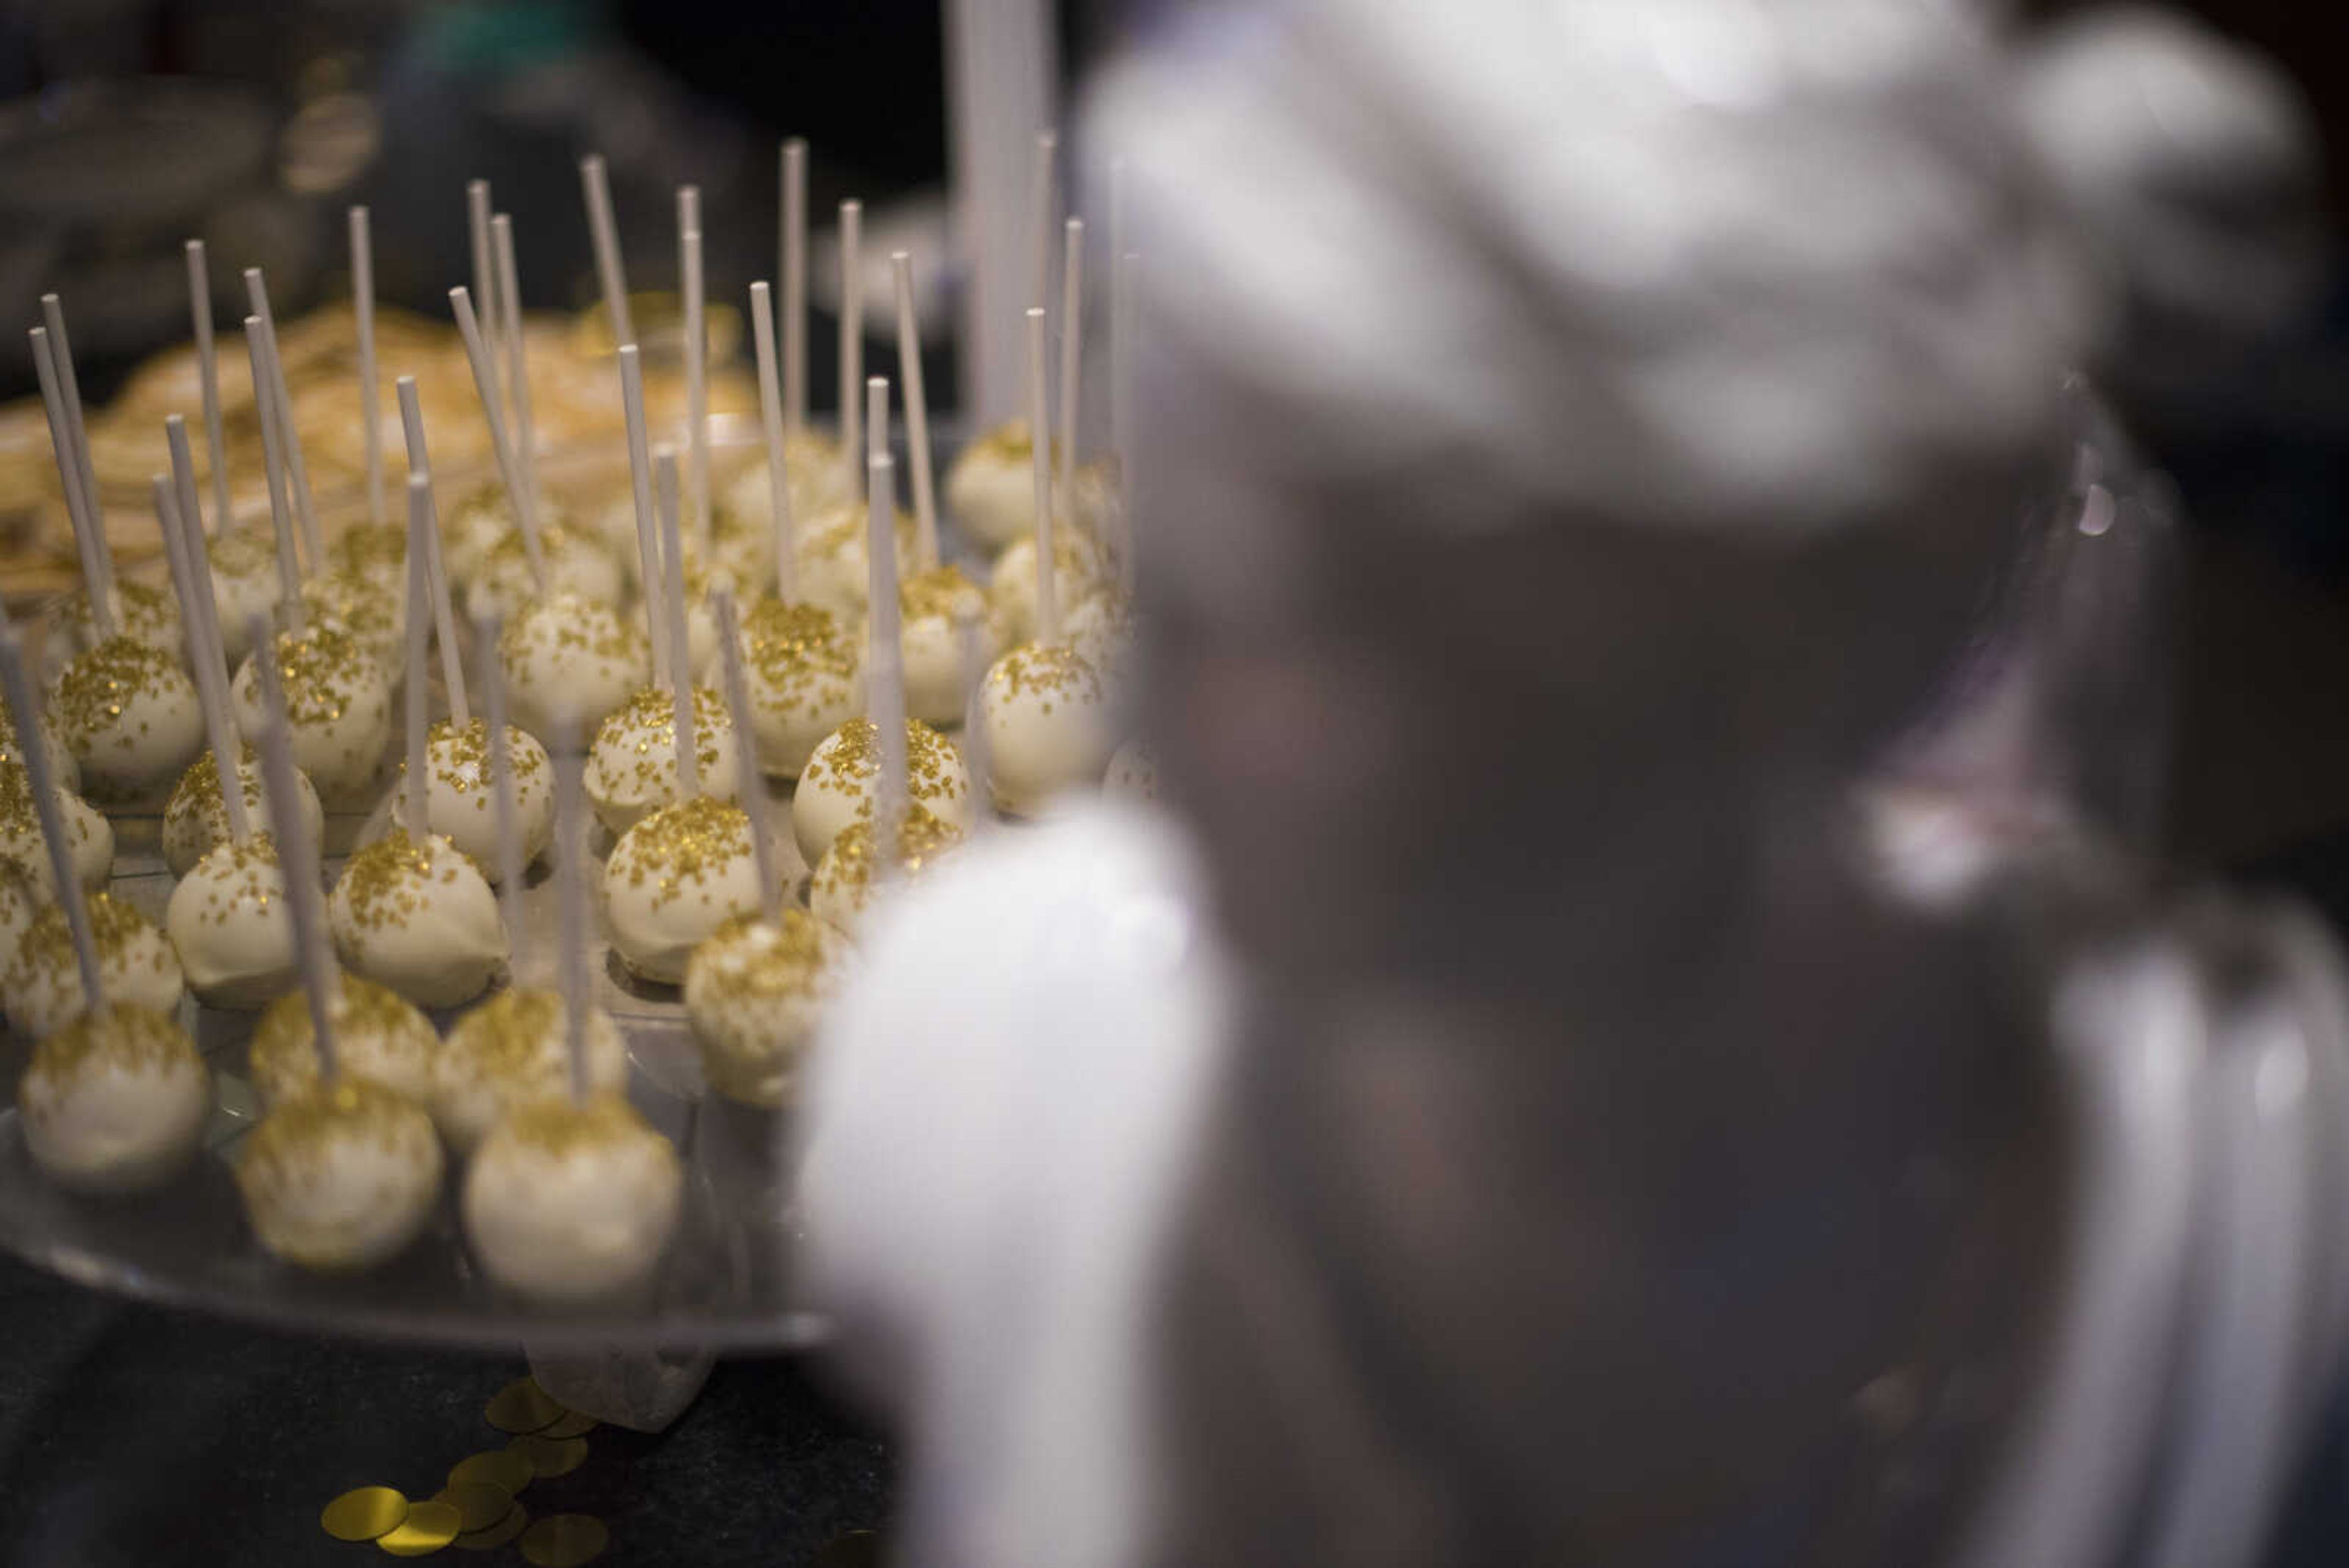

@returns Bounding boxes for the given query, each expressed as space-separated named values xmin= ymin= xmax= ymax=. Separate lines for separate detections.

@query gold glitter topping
xmin=303 ymin=568 xmax=398 ymax=649
xmin=414 ymin=718 xmax=545 ymax=798
xmin=692 ymin=912 xmax=839 ymax=1006
xmin=23 ymin=1003 xmax=195 ymax=1086
xmin=0 ymin=759 xmax=92 ymax=849
xmin=444 ymin=989 xmax=579 ymax=1086
xmin=495 ymin=1091 xmax=662 ymax=1159
xmin=989 ymin=642 xmax=1103 ymax=708
xmin=261 ymin=624 xmax=376 ymax=726
xmin=51 ymin=635 xmax=186 ymax=741
xmin=590 ymin=686 xmax=728 ymax=798
xmin=800 ymin=718 xmax=965 ymax=803
xmin=9 ymin=893 xmax=173 ymax=995
xmin=814 ymin=802 xmax=963 ymax=902
xmin=336 ymin=829 xmax=471 ymax=932
xmin=502 ymin=593 xmax=648 ymax=667
xmin=742 ymin=598 xmax=856 ymax=693
xmin=250 ymin=970 xmax=428 ymax=1091
xmin=236 ymin=1079 xmax=433 ymax=1202
xmin=326 ymin=521 xmax=406 ymax=579
xmin=607 ymin=795 xmax=754 ymax=912
xmin=180 ymin=834 xmax=284 ymax=924
xmin=900 ymin=564 xmax=984 ymax=623
xmin=207 ymin=523 xmax=277 ymax=579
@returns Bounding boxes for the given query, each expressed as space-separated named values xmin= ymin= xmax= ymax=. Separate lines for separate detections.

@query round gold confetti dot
xmin=448 ymin=1450 xmax=535 ymax=1495
xmin=519 ymin=1513 xmax=609 ymax=1567
xmin=377 ymin=1498 xmax=463 ymax=1556
xmin=321 ymin=1486 xmax=409 ymax=1542
xmin=455 ymin=1503 xmax=530 ymax=1552
xmin=485 ymin=1377 xmax=565 ymax=1434
xmin=535 ymin=1411 xmax=597 ymax=1440
xmin=433 ymin=1482 xmax=514 ymax=1533
xmin=508 ymin=1433 xmax=590 ymax=1479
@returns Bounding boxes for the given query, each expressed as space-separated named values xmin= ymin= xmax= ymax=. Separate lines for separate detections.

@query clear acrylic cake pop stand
xmin=0 ymin=418 xmax=945 ymax=1353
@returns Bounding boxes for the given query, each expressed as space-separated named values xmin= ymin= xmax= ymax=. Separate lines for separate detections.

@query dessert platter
xmin=0 ymin=138 xmax=1145 ymax=1348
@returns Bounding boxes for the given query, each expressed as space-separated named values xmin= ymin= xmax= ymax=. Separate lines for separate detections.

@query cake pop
xmin=165 ymin=835 xmax=299 ymax=1009
xmin=229 ymin=623 xmax=392 ymax=801
xmin=464 ymin=522 xmax=623 ymax=626
xmin=0 ymin=696 xmax=78 ymax=795
xmin=0 ymin=760 xmax=111 ymax=893
xmin=989 ymin=526 xmax=1104 ymax=648
xmin=974 ymin=312 xmax=1116 ymax=816
xmin=235 ymin=656 xmax=446 ymax=1272
xmin=809 ymin=801 xmax=967 ymax=938
xmin=603 ymin=794 xmax=766 ymax=986
xmin=431 ymin=987 xmax=631 ymax=1154
xmin=323 ymin=494 xmax=505 ymax=1008
xmin=791 ymin=450 xmax=974 ymax=862
xmin=248 ymin=970 xmax=437 ymax=1109
xmin=461 ymin=748 xmax=681 ymax=1306
xmin=499 ymin=593 xmax=650 ymax=747
xmin=2 ymin=892 xmax=185 ymax=1039
xmin=163 ymin=746 xmax=325 ymax=879
xmin=17 ymin=1005 xmax=210 ymax=1195
xmin=944 ymin=420 xmax=1051 ymax=553
xmin=49 ymin=636 xmax=205 ymax=801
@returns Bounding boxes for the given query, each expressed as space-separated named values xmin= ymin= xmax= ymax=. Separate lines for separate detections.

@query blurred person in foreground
xmin=799 ymin=3 xmax=2348 ymax=1566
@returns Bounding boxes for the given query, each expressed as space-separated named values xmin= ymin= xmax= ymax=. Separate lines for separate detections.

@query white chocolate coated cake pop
xmin=430 ymin=988 xmax=629 ymax=1154
xmin=791 ymin=502 xmax=918 ymax=622
xmin=790 ymin=717 xmax=973 ymax=866
xmin=683 ymin=910 xmax=850 ymax=1108
xmin=0 ymin=760 xmax=111 ymax=894
xmin=49 ymin=579 xmax=184 ymax=667
xmin=2 ymin=893 xmax=185 ymax=1039
xmin=943 ymin=420 xmax=1048 ymax=552
xmin=977 ymin=644 xmax=1115 ymax=817
xmin=989 ymin=528 xmax=1103 ymax=648
xmin=462 ymin=1092 xmax=682 ymax=1306
xmin=16 ymin=1004 xmax=209 ymax=1194
xmin=808 ymin=802 xmax=967 ymax=938
xmin=602 ymin=794 xmax=767 ymax=985
xmin=399 ymin=718 xmax=554 ymax=879
xmin=498 ymin=591 xmax=651 ymax=746
xmin=51 ymin=636 xmax=205 ymax=800
xmin=235 ymin=1076 xmax=443 ymax=1271
xmin=464 ymin=522 xmax=624 ymax=627
xmin=898 ymin=567 xmax=996 ymax=726
xmin=231 ymin=625 xmax=394 ymax=801
xmin=584 ymin=685 xmax=741 ymax=837
xmin=206 ymin=527 xmax=281 ymax=669
xmin=248 ymin=970 xmax=437 ymax=1109
xmin=328 ymin=828 xmax=505 ymax=1008
xmin=718 ymin=598 xmax=861 ymax=779
xmin=161 ymin=745 xmax=324 ymax=878
xmin=164 ymin=835 xmax=299 ymax=1009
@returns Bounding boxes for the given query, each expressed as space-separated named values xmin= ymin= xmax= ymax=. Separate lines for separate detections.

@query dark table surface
xmin=0 ymin=1250 xmax=893 ymax=1567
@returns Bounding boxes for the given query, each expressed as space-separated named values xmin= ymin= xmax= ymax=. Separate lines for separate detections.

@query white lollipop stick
xmin=165 ymin=417 xmax=237 ymax=756
xmin=748 ymin=281 xmax=798 ymax=601
xmin=248 ymin=614 xmax=340 ymax=1080
xmin=680 ymin=192 xmax=710 ymax=550
xmin=185 ymin=240 xmax=233 ymax=533
xmin=154 ymin=474 xmax=247 ymax=843
xmin=1028 ymin=130 xmax=1058 ymax=311
xmin=866 ymin=451 xmax=907 ymax=839
xmin=243 ymin=316 xmax=306 ymax=631
xmin=350 ymin=205 xmax=385 ymax=527
xmin=1025 ymin=308 xmax=1059 ymax=643
xmin=0 ymin=629 xmax=102 ymax=1014
xmin=394 ymin=378 xmax=470 ymax=727
xmin=1057 ymin=216 xmax=1085 ymax=504
xmin=781 ymin=139 xmax=809 ymax=434
xmin=580 ymin=154 xmax=636 ymax=350
xmin=467 ymin=179 xmax=500 ymax=394
xmin=617 ymin=345 xmax=666 ymax=683
xmin=492 ymin=214 xmax=539 ymax=514
xmin=552 ymin=727 xmax=592 ymax=1103
xmin=28 ymin=327 xmax=113 ymax=638
xmin=1114 ymin=251 xmax=1141 ymax=590
xmin=401 ymin=475 xmax=432 ymax=841
xmin=655 ymin=447 xmax=699 ymax=800
xmin=37 ymin=296 xmax=106 ymax=595
xmin=837 ymin=200 xmax=864 ymax=502
xmin=243 ymin=270 xmax=324 ymax=574
xmin=475 ymin=612 xmax=527 ymax=968
xmin=448 ymin=285 xmax=547 ymax=592
xmin=891 ymin=253 xmax=940 ymax=570
xmin=866 ymin=375 xmax=888 ymax=466
xmin=710 ymin=586 xmax=781 ymax=920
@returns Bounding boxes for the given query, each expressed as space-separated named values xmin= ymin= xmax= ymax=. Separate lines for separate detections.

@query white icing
xmin=429 ymin=989 xmax=631 ymax=1154
xmin=601 ymin=800 xmax=768 ymax=985
xmin=248 ymin=973 xmax=439 ymax=1110
xmin=461 ymin=1097 xmax=683 ymax=1306
xmin=683 ymin=913 xmax=853 ymax=1108
xmin=979 ymin=645 xmax=1115 ymax=818
xmin=229 ymin=630 xmax=395 ymax=801
xmin=162 ymin=752 xmax=324 ymax=878
xmin=54 ymin=637 xmax=206 ymax=798
xmin=1 ymin=899 xmax=186 ymax=1039
xmin=18 ymin=1007 xmax=210 ymax=1195
xmin=499 ymin=593 xmax=651 ymax=748
xmin=583 ymin=687 xmax=744 ymax=836
xmin=395 ymin=720 xmax=555 ymax=880
xmin=790 ymin=719 xmax=975 ymax=866
xmin=237 ymin=1086 xmax=444 ymax=1271
xmin=164 ymin=839 xmax=299 ymax=1009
